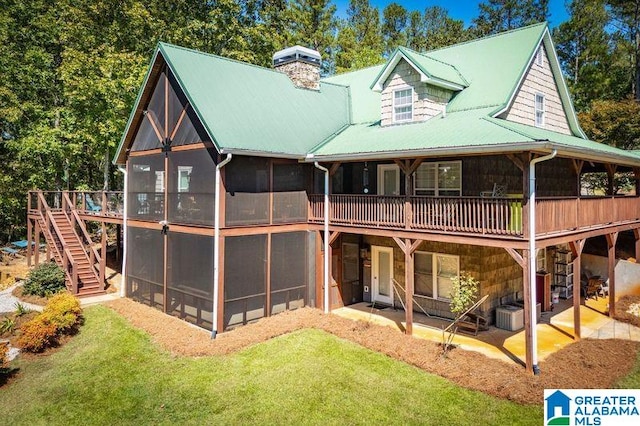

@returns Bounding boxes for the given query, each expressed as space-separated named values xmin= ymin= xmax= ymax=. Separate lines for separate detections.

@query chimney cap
xmin=273 ymin=45 xmax=321 ymax=67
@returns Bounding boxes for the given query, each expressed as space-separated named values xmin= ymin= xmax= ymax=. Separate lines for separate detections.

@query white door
xmin=377 ymin=164 xmax=400 ymax=195
xmin=372 ymin=246 xmax=394 ymax=305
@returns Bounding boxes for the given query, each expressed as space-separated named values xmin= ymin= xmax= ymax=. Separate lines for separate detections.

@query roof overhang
xmin=371 ymin=50 xmax=466 ymax=93
xmin=305 ymin=140 xmax=640 ymax=168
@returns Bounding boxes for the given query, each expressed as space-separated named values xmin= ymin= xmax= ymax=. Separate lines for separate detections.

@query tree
xmin=553 ymin=0 xmax=612 ymax=111
xmin=473 ymin=0 xmax=549 ymax=36
xmin=579 ymin=99 xmax=640 ymax=151
xmin=287 ymin=0 xmax=337 ymax=72
xmin=607 ymin=0 xmax=640 ymax=100
xmin=382 ymin=2 xmax=408 ymax=55
xmin=335 ymin=0 xmax=384 ymax=72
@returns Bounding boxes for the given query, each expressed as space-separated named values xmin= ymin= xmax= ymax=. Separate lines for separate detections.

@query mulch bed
xmin=106 ymin=298 xmax=640 ymax=406
xmin=614 ymin=295 xmax=640 ymax=328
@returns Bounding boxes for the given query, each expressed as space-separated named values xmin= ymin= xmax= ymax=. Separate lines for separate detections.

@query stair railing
xmin=62 ymin=192 xmax=102 ymax=273
xmin=35 ymin=191 xmax=78 ymax=293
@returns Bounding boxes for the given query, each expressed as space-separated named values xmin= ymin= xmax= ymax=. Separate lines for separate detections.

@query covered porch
xmin=333 ymin=297 xmax=639 ymax=367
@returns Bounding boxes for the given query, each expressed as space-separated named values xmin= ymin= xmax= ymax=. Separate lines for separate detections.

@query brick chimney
xmin=273 ymin=46 xmax=321 ymax=90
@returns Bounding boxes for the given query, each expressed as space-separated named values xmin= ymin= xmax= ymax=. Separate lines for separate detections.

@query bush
xmin=17 ymin=294 xmax=82 ymax=353
xmin=23 ymin=262 xmax=66 ymax=297
xmin=0 ymin=343 xmax=8 ymax=369
xmin=17 ymin=316 xmax=58 ymax=353
xmin=41 ymin=293 xmax=82 ymax=332
xmin=449 ymin=272 xmax=480 ymax=317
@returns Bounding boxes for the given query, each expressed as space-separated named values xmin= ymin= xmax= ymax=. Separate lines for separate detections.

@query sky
xmin=333 ymin=0 xmax=570 ymax=28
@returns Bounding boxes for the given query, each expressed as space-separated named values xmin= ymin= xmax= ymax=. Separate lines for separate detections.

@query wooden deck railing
xmin=309 ymin=194 xmax=640 ymax=237
xmin=28 ymin=190 xmax=124 ymax=217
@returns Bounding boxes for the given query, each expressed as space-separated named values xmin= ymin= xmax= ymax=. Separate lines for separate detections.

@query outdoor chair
xmin=84 ymin=195 xmax=102 ymax=212
xmin=581 ymin=278 xmax=601 ymax=300
xmin=458 ymin=311 xmax=489 ymax=336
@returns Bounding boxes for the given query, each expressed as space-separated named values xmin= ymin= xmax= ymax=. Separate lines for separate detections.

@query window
xmin=414 ymin=252 xmax=459 ymax=301
xmin=536 ymin=248 xmax=546 ymax=273
xmin=177 ymin=166 xmax=192 ymax=193
xmin=535 ymin=46 xmax=543 ymax=66
xmin=393 ymin=88 xmax=413 ymax=122
xmin=414 ymin=161 xmax=461 ymax=196
xmin=535 ymin=93 xmax=545 ymax=127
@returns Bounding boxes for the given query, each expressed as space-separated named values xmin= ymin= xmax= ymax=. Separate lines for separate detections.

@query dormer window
xmin=535 ymin=93 xmax=545 ymax=127
xmin=393 ymin=88 xmax=413 ymax=122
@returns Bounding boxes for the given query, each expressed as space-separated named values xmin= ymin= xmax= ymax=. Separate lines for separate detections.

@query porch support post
xmin=569 ymin=239 xmax=586 ymax=340
xmin=504 ymin=247 xmax=533 ymax=373
xmin=394 ymin=237 xmax=421 ymax=336
xmin=634 ymin=228 xmax=640 ymax=263
xmin=634 ymin=168 xmax=640 ymax=196
xmin=606 ymin=233 xmax=618 ymax=317
xmin=605 ymin=164 xmax=617 ymax=196
xmin=572 ymin=160 xmax=584 ymax=196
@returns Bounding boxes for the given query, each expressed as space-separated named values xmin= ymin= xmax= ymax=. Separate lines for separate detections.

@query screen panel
xmin=127 ymin=154 xmax=165 ymax=222
xmin=126 ymin=226 xmax=164 ymax=310
xmin=167 ymin=149 xmax=216 ymax=226
xmin=270 ymin=232 xmax=308 ymax=314
xmin=272 ymin=163 xmax=308 ymax=223
xmin=224 ymin=156 xmax=270 ymax=226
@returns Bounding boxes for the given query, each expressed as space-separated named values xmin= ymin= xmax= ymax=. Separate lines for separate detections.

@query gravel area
xmin=0 ymin=283 xmax=43 ymax=314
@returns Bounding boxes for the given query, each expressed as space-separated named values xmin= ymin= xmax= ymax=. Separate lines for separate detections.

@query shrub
xmin=41 ymin=293 xmax=82 ymax=332
xmin=0 ymin=318 xmax=15 ymax=335
xmin=17 ymin=316 xmax=58 ymax=353
xmin=14 ymin=302 xmax=32 ymax=316
xmin=449 ymin=272 xmax=480 ymax=317
xmin=0 ymin=343 xmax=8 ymax=369
xmin=16 ymin=294 xmax=83 ymax=353
xmin=23 ymin=262 xmax=66 ymax=297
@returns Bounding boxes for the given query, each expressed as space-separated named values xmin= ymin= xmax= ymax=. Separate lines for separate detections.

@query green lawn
xmin=0 ymin=305 xmax=542 ymax=425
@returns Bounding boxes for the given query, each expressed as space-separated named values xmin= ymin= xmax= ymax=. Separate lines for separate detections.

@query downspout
xmin=212 ymin=153 xmax=232 ymax=338
xmin=529 ymin=149 xmax=556 ymax=375
xmin=313 ymin=161 xmax=330 ymax=314
xmin=117 ymin=166 xmax=127 ymax=298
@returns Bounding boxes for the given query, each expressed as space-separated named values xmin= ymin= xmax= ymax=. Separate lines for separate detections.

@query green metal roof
xmin=322 ymin=65 xmax=383 ymax=124
xmin=116 ymin=24 xmax=640 ymax=169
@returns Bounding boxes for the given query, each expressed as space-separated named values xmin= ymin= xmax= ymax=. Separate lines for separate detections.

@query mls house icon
xmin=546 ymin=390 xmax=571 ymax=425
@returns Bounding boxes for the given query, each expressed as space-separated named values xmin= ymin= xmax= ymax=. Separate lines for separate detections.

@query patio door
xmin=377 ymin=164 xmax=400 ymax=195
xmin=372 ymin=246 xmax=394 ymax=306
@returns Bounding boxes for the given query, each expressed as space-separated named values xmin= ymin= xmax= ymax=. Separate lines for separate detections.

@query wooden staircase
xmin=34 ymin=192 xmax=106 ymax=297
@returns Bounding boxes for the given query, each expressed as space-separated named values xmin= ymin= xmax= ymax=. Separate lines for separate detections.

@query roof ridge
xmin=421 ymin=21 xmax=547 ymax=55
xmin=402 ymin=47 xmax=470 ymax=86
xmin=158 ymin=42 xmax=289 ymax=79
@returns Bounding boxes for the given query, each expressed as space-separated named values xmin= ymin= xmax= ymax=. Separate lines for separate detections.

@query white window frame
xmin=393 ymin=87 xmax=413 ymax=123
xmin=414 ymin=251 xmax=460 ymax=301
xmin=413 ymin=161 xmax=462 ymax=196
xmin=177 ymin=166 xmax=193 ymax=193
xmin=535 ymin=93 xmax=545 ymax=127
xmin=535 ymin=46 xmax=543 ymax=66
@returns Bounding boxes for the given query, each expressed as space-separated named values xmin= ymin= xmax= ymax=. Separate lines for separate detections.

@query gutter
xmin=117 ymin=166 xmax=128 ymax=298
xmin=528 ymin=149 xmax=557 ymax=375
xmin=212 ymin=153 xmax=232 ymax=338
xmin=313 ymin=161 xmax=330 ymax=314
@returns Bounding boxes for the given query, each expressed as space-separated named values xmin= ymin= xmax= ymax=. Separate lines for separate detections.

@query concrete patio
xmin=332 ymin=296 xmax=640 ymax=367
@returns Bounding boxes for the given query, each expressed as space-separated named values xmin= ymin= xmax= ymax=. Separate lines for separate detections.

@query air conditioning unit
xmin=496 ymin=305 xmax=524 ymax=331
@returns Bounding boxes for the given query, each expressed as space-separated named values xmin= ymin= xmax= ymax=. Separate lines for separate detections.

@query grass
xmin=0 ymin=306 xmax=544 ymax=425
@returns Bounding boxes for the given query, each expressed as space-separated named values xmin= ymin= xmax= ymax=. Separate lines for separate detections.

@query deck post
xmin=606 ymin=233 xmax=618 ymax=317
xmin=100 ymin=221 xmax=107 ymax=290
xmin=634 ymin=228 xmax=640 ymax=264
xmin=569 ymin=239 xmax=586 ymax=339
xmin=34 ymin=220 xmax=40 ymax=266
xmin=26 ymin=218 xmax=33 ymax=267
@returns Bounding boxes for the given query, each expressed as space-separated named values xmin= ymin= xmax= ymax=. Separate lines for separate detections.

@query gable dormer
xmin=371 ymin=48 xmax=467 ymax=127
xmin=499 ymin=42 xmax=572 ymax=135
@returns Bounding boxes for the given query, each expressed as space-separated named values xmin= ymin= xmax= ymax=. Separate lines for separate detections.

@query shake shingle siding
xmin=502 ymin=44 xmax=571 ymax=134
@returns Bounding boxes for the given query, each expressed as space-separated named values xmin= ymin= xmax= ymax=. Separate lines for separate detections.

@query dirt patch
xmin=614 ymin=295 xmax=640 ymax=328
xmin=106 ymin=298 xmax=640 ymax=405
